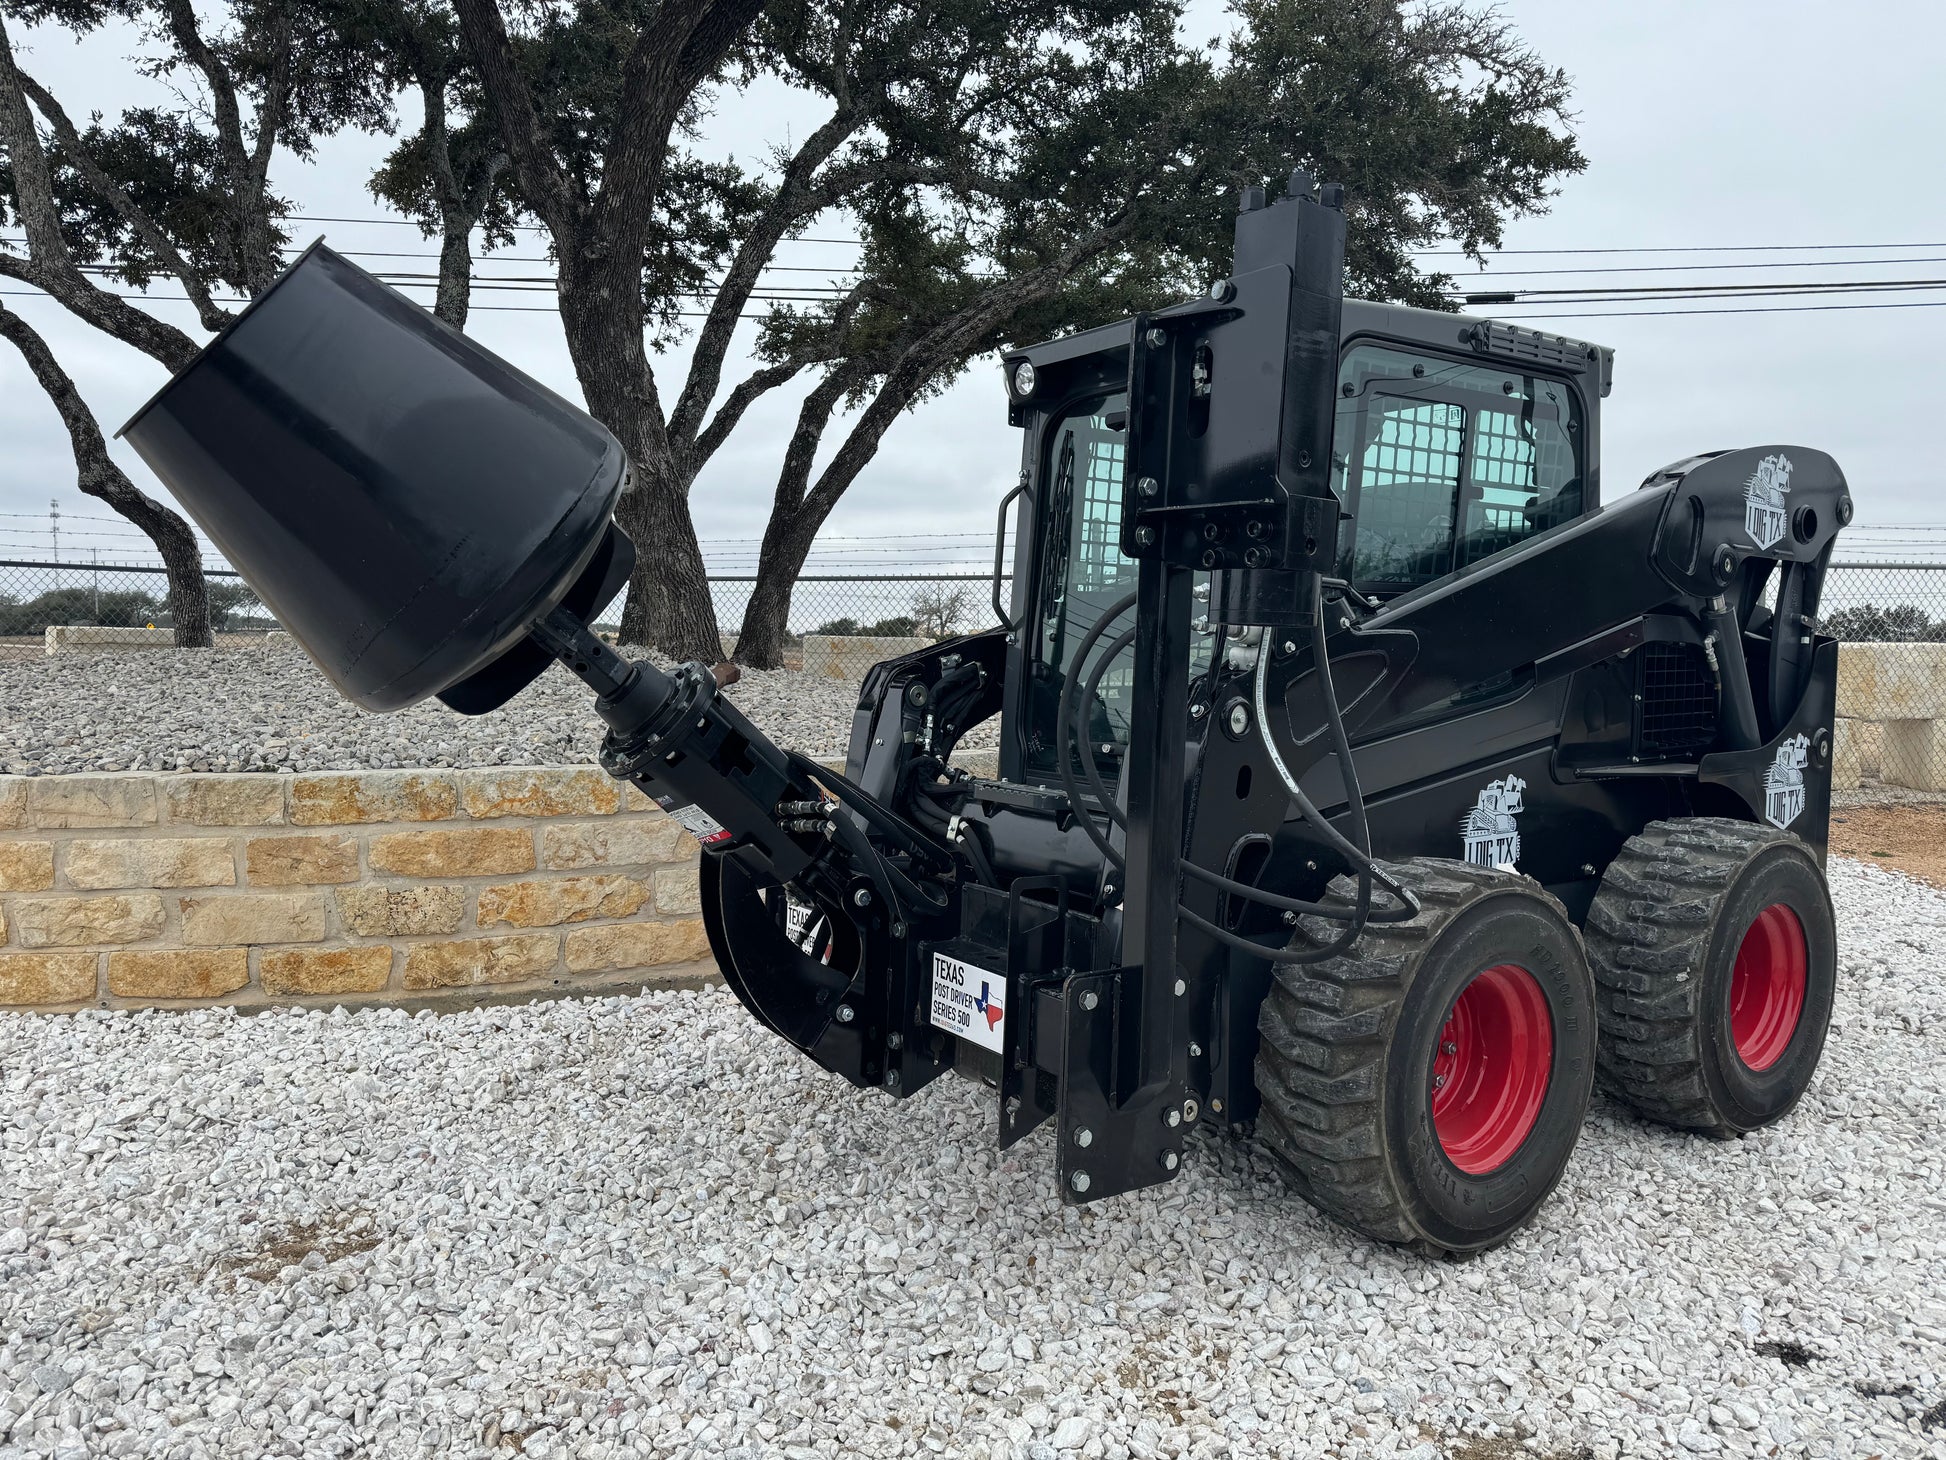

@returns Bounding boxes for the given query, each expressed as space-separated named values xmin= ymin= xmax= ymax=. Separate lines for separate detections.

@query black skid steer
xmin=121 ymin=173 xmax=1847 ymax=1254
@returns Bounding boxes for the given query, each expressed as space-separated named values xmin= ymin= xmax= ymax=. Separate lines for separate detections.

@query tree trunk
xmin=0 ymin=302 xmax=213 ymax=647
xmin=613 ymin=464 xmax=722 ymax=661
xmin=143 ymin=509 xmax=212 ymax=647
xmin=734 ymin=509 xmax=820 ymax=669
xmin=558 ymin=283 xmax=722 ymax=662
xmin=434 ymin=218 xmax=473 ymax=329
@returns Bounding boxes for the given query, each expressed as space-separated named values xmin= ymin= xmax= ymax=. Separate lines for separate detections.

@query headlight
xmin=1010 ymin=361 xmax=1036 ymax=397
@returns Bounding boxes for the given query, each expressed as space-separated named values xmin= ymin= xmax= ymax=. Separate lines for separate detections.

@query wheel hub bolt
xmin=1441 ymin=1041 xmax=1457 ymax=1056
xmin=1432 ymin=1073 xmax=1447 ymax=1089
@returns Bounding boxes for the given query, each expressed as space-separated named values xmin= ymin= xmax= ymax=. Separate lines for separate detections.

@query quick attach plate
xmin=1051 ymin=969 xmax=1191 ymax=1205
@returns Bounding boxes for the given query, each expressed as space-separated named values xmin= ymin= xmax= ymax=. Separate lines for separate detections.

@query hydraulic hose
xmin=1244 ymin=579 xmax=1420 ymax=935
xmin=1077 ymin=624 xmax=1138 ymax=827
xmin=1054 ymin=590 xmax=1139 ymax=874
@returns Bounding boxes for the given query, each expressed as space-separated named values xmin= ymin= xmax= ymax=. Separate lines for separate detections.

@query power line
xmin=1457 ymin=277 xmax=1946 ymax=303
xmin=0 ymin=287 xmax=756 ymax=320
xmin=1412 ymin=240 xmax=1946 ymax=258
xmin=1442 ymin=254 xmax=1946 ymax=279
xmin=287 ymin=213 xmax=866 ymax=245
xmin=1487 ymin=297 xmax=1946 ymax=321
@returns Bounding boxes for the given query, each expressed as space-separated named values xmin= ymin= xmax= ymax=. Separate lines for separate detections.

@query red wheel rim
xmin=1729 ymin=903 xmax=1807 ymax=1072
xmin=1431 ymin=964 xmax=1555 ymax=1175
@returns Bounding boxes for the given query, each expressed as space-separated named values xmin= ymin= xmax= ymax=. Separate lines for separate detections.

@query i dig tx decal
xmin=1764 ymin=733 xmax=1811 ymax=830
xmin=1743 ymin=452 xmax=1794 ymax=552
xmin=1461 ymin=775 xmax=1526 ymax=869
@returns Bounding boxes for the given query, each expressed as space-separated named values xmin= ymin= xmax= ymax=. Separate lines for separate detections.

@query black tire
xmin=1253 ymin=858 xmax=1598 ymax=1256
xmin=1584 ymin=817 xmax=1836 ymax=1137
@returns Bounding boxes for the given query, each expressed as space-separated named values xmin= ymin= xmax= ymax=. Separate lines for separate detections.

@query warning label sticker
xmin=663 ymin=800 xmax=731 ymax=847
xmin=928 ymin=951 xmax=1006 ymax=1055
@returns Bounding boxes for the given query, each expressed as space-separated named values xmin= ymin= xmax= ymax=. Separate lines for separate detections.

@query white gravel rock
xmin=0 ymin=647 xmax=995 ymax=774
xmin=1 ymin=857 xmax=1943 ymax=1459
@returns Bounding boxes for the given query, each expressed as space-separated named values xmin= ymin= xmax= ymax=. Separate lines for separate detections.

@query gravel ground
xmin=3 ymin=857 xmax=1943 ymax=1460
xmin=0 ymin=649 xmax=983 ymax=773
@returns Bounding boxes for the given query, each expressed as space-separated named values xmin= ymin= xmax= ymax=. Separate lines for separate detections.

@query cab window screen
xmin=1334 ymin=344 xmax=1583 ymax=592
xmin=1033 ymin=396 xmax=1138 ymax=770
xmin=1025 ymin=393 xmax=1210 ymax=781
xmin=1349 ymin=398 xmax=1464 ymax=587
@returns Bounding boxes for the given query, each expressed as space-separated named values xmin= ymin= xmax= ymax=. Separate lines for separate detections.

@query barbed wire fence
xmin=5 ymin=556 xmax=1945 ymax=788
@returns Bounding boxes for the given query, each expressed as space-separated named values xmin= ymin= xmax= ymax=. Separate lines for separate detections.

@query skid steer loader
xmin=120 ymin=173 xmax=1847 ymax=1255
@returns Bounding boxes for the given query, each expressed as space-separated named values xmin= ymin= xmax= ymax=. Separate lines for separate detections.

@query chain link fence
xmin=4 ymin=554 xmax=1943 ymax=790
xmin=1814 ymin=563 xmax=1946 ymax=795
xmin=0 ymin=558 xmax=275 ymax=657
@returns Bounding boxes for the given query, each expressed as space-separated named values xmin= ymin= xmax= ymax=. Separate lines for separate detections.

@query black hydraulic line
xmin=1178 ymin=578 xmax=1419 ymax=957
xmin=1053 ymin=590 xmax=1139 ymax=875
xmin=1077 ymin=623 xmax=1138 ymax=828
xmin=1177 ymin=904 xmax=1369 ymax=965
xmin=1703 ymin=596 xmax=1763 ymax=751
xmin=954 ymin=823 xmax=1000 ymax=888
xmin=1178 ymin=857 xmax=1415 ymax=923
xmin=786 ymin=751 xmax=952 ymax=872
xmin=821 ymin=798 xmax=946 ymax=915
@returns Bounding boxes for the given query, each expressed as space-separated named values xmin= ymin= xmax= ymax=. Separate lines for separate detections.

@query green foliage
xmin=750 ymin=0 xmax=1584 ymax=402
xmin=811 ymin=614 xmax=921 ymax=638
xmin=57 ymin=110 xmax=279 ymax=291
xmin=205 ymin=579 xmax=263 ymax=630
xmin=1822 ymin=603 xmax=1946 ymax=643
xmin=5 ymin=0 xmax=391 ymax=290
xmin=0 ymin=587 xmax=159 ymax=634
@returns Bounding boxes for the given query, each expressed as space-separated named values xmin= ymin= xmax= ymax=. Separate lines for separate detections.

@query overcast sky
xmin=4 ymin=0 xmax=1945 ymax=572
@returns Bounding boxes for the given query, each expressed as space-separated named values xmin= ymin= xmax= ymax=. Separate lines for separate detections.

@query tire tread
xmin=1584 ymin=816 xmax=1802 ymax=1135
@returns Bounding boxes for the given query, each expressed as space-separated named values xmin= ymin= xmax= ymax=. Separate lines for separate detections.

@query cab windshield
xmin=1025 ymin=394 xmax=1135 ymax=778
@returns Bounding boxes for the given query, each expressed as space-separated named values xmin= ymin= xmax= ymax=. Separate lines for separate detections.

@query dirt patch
xmin=221 ymin=1212 xmax=380 ymax=1283
xmin=1442 ymin=1427 xmax=1591 ymax=1460
xmin=1754 ymin=1338 xmax=1825 ymax=1368
xmin=1829 ymin=803 xmax=1946 ymax=890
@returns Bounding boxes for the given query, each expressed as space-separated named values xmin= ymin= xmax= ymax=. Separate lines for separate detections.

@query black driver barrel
xmin=120 ymin=242 xmax=626 ymax=714
xmin=118 ymin=241 xmax=829 ymax=890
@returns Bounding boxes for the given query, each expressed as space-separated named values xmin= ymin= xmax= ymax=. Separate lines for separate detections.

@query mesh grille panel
xmin=1637 ymin=642 xmax=1718 ymax=755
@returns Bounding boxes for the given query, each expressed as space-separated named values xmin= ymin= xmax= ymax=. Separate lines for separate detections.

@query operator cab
xmin=999 ymin=303 xmax=1614 ymax=789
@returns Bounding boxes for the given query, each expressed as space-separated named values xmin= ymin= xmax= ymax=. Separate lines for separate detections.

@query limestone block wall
xmin=800 ymin=634 xmax=933 ymax=680
xmin=44 ymin=626 xmax=178 ymax=653
xmin=1834 ymin=642 xmax=1946 ymax=792
xmin=0 ymin=767 xmax=711 ymax=1011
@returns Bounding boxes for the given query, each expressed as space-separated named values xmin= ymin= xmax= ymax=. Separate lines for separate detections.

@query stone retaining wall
xmin=1834 ymin=642 xmax=1946 ymax=792
xmin=801 ymin=634 xmax=933 ymax=679
xmin=0 ymin=767 xmax=710 ymax=1011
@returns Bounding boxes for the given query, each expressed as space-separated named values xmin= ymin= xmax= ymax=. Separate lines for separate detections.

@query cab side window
xmin=1333 ymin=345 xmax=1583 ymax=593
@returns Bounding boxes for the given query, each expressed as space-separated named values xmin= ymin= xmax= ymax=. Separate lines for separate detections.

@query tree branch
xmin=247 ymin=3 xmax=297 ymax=195
xmin=15 ymin=70 xmax=233 ymax=332
xmin=692 ymin=360 xmax=804 ymax=466
xmin=0 ymin=301 xmax=212 ymax=646
xmin=0 ymin=22 xmax=202 ymax=371
xmin=801 ymin=225 xmax=1125 ymax=526
xmin=452 ymin=0 xmax=574 ymax=238
xmin=667 ymin=108 xmax=860 ymax=450
xmin=0 ymin=10 xmax=71 ymax=270
xmin=589 ymin=0 xmax=762 ymax=256
xmin=161 ymin=0 xmax=284 ymax=293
